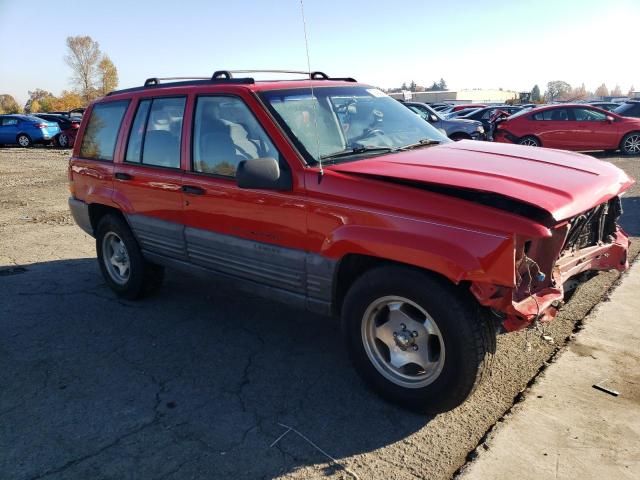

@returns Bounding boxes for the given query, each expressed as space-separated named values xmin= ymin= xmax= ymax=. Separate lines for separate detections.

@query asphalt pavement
xmin=1 ymin=147 xmax=639 ymax=480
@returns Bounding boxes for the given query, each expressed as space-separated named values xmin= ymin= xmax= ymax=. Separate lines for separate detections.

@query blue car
xmin=0 ymin=114 xmax=61 ymax=147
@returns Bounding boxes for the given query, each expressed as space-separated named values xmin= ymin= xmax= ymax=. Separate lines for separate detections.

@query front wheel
xmin=342 ymin=266 xmax=495 ymax=413
xmin=518 ymin=136 xmax=540 ymax=147
xmin=96 ymin=214 xmax=164 ymax=299
xmin=620 ymin=132 xmax=640 ymax=155
xmin=17 ymin=134 xmax=32 ymax=147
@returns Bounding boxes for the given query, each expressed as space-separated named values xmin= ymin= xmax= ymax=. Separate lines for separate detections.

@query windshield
xmin=261 ymin=86 xmax=449 ymax=163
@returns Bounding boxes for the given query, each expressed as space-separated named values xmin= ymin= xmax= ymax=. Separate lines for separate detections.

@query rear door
xmin=531 ymin=108 xmax=572 ymax=148
xmin=112 ymin=96 xmax=188 ymax=261
xmin=568 ymin=107 xmax=619 ymax=150
xmin=0 ymin=116 xmax=19 ymax=143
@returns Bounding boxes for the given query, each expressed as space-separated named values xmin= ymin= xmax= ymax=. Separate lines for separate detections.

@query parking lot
xmin=1 ymin=147 xmax=639 ymax=480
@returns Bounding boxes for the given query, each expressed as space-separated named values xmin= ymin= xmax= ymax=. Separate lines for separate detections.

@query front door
xmin=568 ymin=107 xmax=620 ymax=150
xmin=112 ymin=96 xmax=187 ymax=261
xmin=180 ymin=93 xmax=311 ymax=301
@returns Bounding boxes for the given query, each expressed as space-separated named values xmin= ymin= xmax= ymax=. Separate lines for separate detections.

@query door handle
xmin=115 ymin=172 xmax=133 ymax=180
xmin=182 ymin=185 xmax=205 ymax=195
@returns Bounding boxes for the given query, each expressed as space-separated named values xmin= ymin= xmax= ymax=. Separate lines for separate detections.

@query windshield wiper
xmin=398 ymin=139 xmax=441 ymax=151
xmin=320 ymin=145 xmax=396 ymax=161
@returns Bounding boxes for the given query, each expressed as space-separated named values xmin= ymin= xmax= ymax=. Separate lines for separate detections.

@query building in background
xmin=388 ymin=89 xmax=518 ymax=104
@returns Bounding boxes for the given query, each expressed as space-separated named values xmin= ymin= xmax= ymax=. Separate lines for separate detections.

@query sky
xmin=1 ymin=0 xmax=639 ymax=105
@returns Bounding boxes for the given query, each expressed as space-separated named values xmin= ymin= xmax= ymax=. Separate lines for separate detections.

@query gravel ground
xmin=0 ymin=146 xmax=638 ymax=480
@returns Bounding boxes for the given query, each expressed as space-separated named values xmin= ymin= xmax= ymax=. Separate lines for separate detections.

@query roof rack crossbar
xmin=107 ymin=70 xmax=356 ymax=96
xmin=214 ymin=70 xmax=356 ymax=82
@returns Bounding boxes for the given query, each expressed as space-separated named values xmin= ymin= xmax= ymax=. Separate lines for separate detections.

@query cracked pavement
xmin=1 ymin=147 xmax=639 ymax=479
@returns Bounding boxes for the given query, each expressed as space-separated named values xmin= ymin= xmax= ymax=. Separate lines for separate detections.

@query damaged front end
xmin=471 ymin=196 xmax=629 ymax=332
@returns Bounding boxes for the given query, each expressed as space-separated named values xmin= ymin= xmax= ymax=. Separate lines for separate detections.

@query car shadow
xmin=0 ymin=258 xmax=430 ymax=479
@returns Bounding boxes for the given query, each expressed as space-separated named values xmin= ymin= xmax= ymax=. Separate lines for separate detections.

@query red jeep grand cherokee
xmin=68 ymin=71 xmax=633 ymax=412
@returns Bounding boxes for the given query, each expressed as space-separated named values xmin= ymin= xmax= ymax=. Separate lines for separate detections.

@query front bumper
xmin=471 ymin=228 xmax=629 ymax=331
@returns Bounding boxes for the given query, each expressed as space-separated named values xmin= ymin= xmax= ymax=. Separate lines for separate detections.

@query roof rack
xmin=106 ymin=70 xmax=356 ymax=96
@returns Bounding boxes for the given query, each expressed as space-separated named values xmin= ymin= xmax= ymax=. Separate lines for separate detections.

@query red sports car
xmin=494 ymin=104 xmax=640 ymax=155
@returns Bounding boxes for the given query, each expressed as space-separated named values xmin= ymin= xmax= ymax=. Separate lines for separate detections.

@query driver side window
xmin=192 ymin=96 xmax=282 ymax=177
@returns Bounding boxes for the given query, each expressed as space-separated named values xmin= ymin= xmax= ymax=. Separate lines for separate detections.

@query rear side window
xmin=1 ymin=117 xmax=18 ymax=126
xmin=532 ymin=109 xmax=568 ymax=121
xmin=79 ymin=101 xmax=129 ymax=160
xmin=125 ymin=97 xmax=185 ymax=168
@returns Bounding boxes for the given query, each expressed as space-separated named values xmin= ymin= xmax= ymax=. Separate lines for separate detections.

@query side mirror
xmin=236 ymin=157 xmax=292 ymax=190
xmin=429 ymin=114 xmax=439 ymax=123
xmin=606 ymin=115 xmax=614 ymax=123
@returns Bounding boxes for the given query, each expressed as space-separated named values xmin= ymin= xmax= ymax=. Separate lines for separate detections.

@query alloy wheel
xmin=102 ymin=232 xmax=130 ymax=285
xmin=361 ymin=296 xmax=445 ymax=388
xmin=623 ymin=134 xmax=640 ymax=154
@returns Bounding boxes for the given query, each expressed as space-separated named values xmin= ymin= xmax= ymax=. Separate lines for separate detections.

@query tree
xmin=409 ymin=80 xmax=417 ymax=92
xmin=530 ymin=84 xmax=541 ymax=102
xmin=0 ymin=94 xmax=22 ymax=114
xmin=24 ymin=89 xmax=55 ymax=113
xmin=97 ymin=55 xmax=119 ymax=96
xmin=545 ymin=80 xmax=571 ymax=102
xmin=65 ymin=35 xmax=102 ymax=102
xmin=437 ymin=78 xmax=447 ymax=90
xmin=49 ymin=91 xmax=85 ymax=111
xmin=629 ymin=85 xmax=636 ymax=97
xmin=594 ymin=83 xmax=609 ymax=98
xmin=568 ymin=83 xmax=588 ymax=101
xmin=611 ymin=85 xmax=622 ymax=96
xmin=401 ymin=82 xmax=408 ymax=91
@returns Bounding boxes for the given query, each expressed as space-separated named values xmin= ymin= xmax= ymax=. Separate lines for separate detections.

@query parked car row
xmin=0 ymin=110 xmax=83 ymax=149
xmin=402 ymin=98 xmax=640 ymax=155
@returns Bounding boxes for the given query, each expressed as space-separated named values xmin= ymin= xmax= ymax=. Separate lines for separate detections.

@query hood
xmin=447 ymin=118 xmax=481 ymax=126
xmin=328 ymin=140 xmax=633 ymax=223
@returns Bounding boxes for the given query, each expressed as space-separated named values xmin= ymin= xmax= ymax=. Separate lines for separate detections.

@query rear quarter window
xmin=79 ymin=101 xmax=129 ymax=161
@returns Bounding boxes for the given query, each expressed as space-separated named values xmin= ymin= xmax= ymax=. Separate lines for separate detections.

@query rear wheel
xmin=342 ymin=265 xmax=495 ymax=413
xmin=96 ymin=214 xmax=164 ymax=299
xmin=57 ymin=133 xmax=69 ymax=148
xmin=620 ymin=132 xmax=640 ymax=155
xmin=518 ymin=136 xmax=540 ymax=147
xmin=17 ymin=134 xmax=32 ymax=147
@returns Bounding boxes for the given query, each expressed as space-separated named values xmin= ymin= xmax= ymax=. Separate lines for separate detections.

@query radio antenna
xmin=299 ymin=0 xmax=323 ymax=176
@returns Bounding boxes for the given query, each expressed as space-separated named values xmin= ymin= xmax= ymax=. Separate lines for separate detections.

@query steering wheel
xmin=352 ymin=128 xmax=385 ymax=143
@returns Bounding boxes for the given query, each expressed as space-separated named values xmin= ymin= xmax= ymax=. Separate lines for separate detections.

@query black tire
xmin=57 ymin=133 xmax=69 ymax=148
xmin=96 ymin=214 xmax=164 ymax=300
xmin=449 ymin=133 xmax=470 ymax=142
xmin=518 ymin=135 xmax=540 ymax=147
xmin=620 ymin=132 xmax=640 ymax=156
xmin=342 ymin=265 xmax=495 ymax=413
xmin=17 ymin=134 xmax=32 ymax=148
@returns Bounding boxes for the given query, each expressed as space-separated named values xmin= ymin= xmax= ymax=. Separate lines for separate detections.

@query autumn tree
xmin=65 ymin=35 xmax=102 ymax=102
xmin=611 ymin=85 xmax=622 ymax=96
xmin=24 ymin=89 xmax=55 ymax=113
xmin=97 ymin=55 xmax=119 ymax=96
xmin=0 ymin=94 xmax=22 ymax=114
xmin=530 ymin=84 xmax=541 ymax=102
xmin=594 ymin=83 xmax=609 ymax=98
xmin=49 ymin=91 xmax=85 ymax=111
xmin=545 ymin=80 xmax=571 ymax=102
